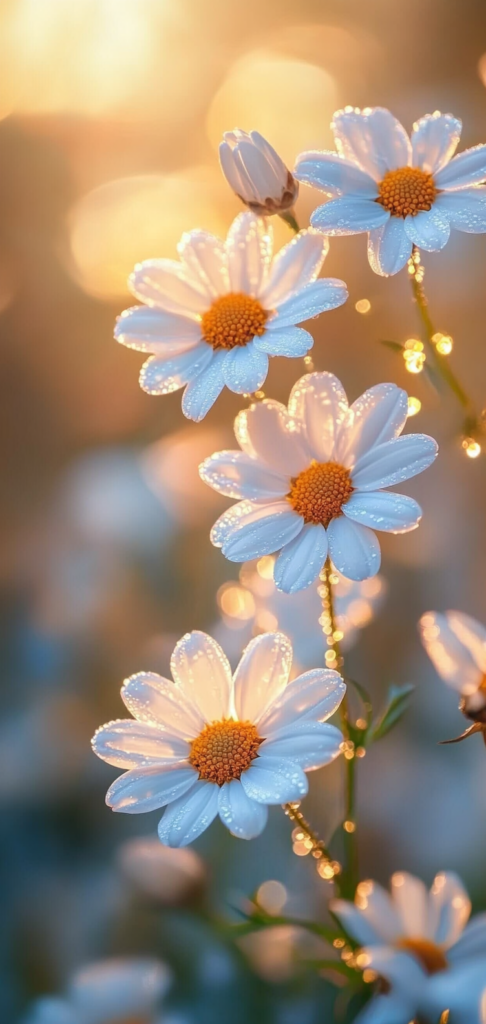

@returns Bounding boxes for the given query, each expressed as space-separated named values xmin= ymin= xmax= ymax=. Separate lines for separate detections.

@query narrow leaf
xmin=370 ymin=683 xmax=414 ymax=742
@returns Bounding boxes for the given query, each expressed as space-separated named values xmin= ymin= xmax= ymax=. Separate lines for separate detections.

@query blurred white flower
xmin=219 ymin=129 xmax=299 ymax=215
xmin=420 ymin=611 xmax=486 ymax=743
xmin=118 ymin=836 xmax=206 ymax=905
xmin=23 ymin=957 xmax=170 ymax=1024
xmin=92 ymin=631 xmax=345 ymax=846
xmin=115 ymin=213 xmax=347 ymax=420
xmin=201 ymin=372 xmax=437 ymax=587
xmin=295 ymin=108 xmax=486 ymax=275
xmin=332 ymin=871 xmax=486 ymax=1024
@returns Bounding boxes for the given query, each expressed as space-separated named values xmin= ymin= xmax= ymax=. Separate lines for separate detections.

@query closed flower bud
xmin=219 ymin=129 xmax=298 ymax=215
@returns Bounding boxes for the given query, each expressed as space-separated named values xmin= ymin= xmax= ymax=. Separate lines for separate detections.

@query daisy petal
xmin=170 ymin=631 xmax=232 ymax=723
xmin=435 ymin=188 xmax=486 ymax=233
xmin=106 ymin=765 xmax=198 ymax=813
xmin=449 ymin=912 xmax=486 ymax=961
xmin=241 ymin=399 xmax=310 ymax=476
xmin=330 ymin=898 xmax=390 ymax=947
xmin=254 ymin=325 xmax=313 ymax=357
xmin=115 ymin=306 xmax=202 ymax=355
xmin=121 ymin=672 xmax=203 ymax=738
xmin=233 ymin=632 xmax=293 ymax=724
xmin=181 ymin=349 xmax=226 ymax=421
xmin=92 ymin=719 xmax=190 ymax=769
xmin=365 ymin=949 xmax=426 ymax=990
xmin=288 ymin=371 xmax=349 ymax=462
xmin=219 ymin=140 xmax=246 ymax=195
xmin=411 ymin=112 xmax=462 ymax=174
xmin=336 ymin=383 xmax=409 ymax=467
xmin=352 ymin=434 xmax=438 ymax=489
xmin=271 ymin=278 xmax=348 ymax=327
xmin=130 ymin=259 xmax=210 ymax=315
xmin=445 ymin=612 xmax=486 ymax=673
xmin=343 ymin=491 xmax=422 ymax=534
xmin=70 ymin=959 xmax=170 ymax=1018
xmin=294 ymin=151 xmax=378 ymax=197
xmin=226 ymin=212 xmax=272 ymax=294
xmin=199 ymin=450 xmax=288 ymax=501
xmin=259 ymin=669 xmax=346 ymax=733
xmin=367 ymin=218 xmax=413 ymax=276
xmin=404 ymin=208 xmax=450 ymax=251
xmin=259 ymin=229 xmax=327 ymax=308
xmin=311 ymin=197 xmax=389 ymax=235
xmin=418 ymin=611 xmax=482 ymax=694
xmin=240 ymin=755 xmax=308 ymax=804
xmin=273 ymin=523 xmax=328 ymax=593
xmin=391 ymin=872 xmax=431 ymax=939
xmin=260 ymin=721 xmax=343 ymax=770
xmin=178 ymin=229 xmax=230 ymax=297
xmin=210 ymin=499 xmax=258 ymax=547
xmin=354 ymin=881 xmax=404 ymax=942
xmin=352 ymin=993 xmax=413 ymax=1024
xmin=139 ymin=346 xmax=213 ymax=396
xmin=327 ymin=517 xmax=381 ymax=581
xmin=222 ymin=344 xmax=269 ymax=394
xmin=435 ymin=143 xmax=486 ymax=189
xmin=222 ymin=504 xmax=304 ymax=562
xmin=429 ymin=872 xmax=471 ymax=947
xmin=218 ymin=780 xmax=268 ymax=839
xmin=158 ymin=781 xmax=219 ymax=847
xmin=24 ymin=997 xmax=77 ymax=1024
xmin=331 ymin=107 xmax=412 ymax=180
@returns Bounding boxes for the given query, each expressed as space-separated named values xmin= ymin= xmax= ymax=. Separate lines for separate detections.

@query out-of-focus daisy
xmin=118 ymin=836 xmax=206 ymax=905
xmin=295 ymin=107 xmax=486 ymax=275
xmin=332 ymin=871 xmax=486 ymax=1024
xmin=219 ymin=129 xmax=299 ymax=216
xmin=92 ymin=631 xmax=345 ymax=846
xmin=23 ymin=957 xmax=170 ymax=1024
xmin=420 ymin=611 xmax=486 ymax=744
xmin=200 ymin=372 xmax=437 ymax=588
xmin=115 ymin=214 xmax=347 ymax=421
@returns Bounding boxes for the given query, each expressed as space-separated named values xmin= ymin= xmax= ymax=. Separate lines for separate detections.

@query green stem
xmin=279 ymin=208 xmax=300 ymax=233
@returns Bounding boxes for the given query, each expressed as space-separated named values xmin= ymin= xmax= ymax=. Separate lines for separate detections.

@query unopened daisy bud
xmin=118 ymin=837 xmax=206 ymax=906
xmin=219 ymin=129 xmax=299 ymax=216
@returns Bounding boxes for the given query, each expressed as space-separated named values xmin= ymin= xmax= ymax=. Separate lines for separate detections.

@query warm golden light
xmin=217 ymin=584 xmax=256 ymax=622
xmin=403 ymin=339 xmax=426 ymax=374
xmin=256 ymin=880 xmax=288 ymax=914
xmin=407 ymin=396 xmax=422 ymax=417
xmin=355 ymin=299 xmax=371 ymax=314
xmin=432 ymin=332 xmax=453 ymax=355
xmin=462 ymin=438 xmax=482 ymax=459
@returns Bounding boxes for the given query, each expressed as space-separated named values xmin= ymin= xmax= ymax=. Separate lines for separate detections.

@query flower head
xmin=420 ymin=610 xmax=486 ymax=743
xmin=200 ymin=372 xmax=438 ymax=589
xmin=115 ymin=213 xmax=347 ymax=421
xmin=220 ymin=129 xmax=299 ymax=215
xmin=332 ymin=871 xmax=486 ymax=1024
xmin=92 ymin=630 xmax=345 ymax=846
xmin=295 ymin=107 xmax=486 ymax=275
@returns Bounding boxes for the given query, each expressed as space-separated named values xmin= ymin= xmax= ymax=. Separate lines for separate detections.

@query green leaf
xmin=370 ymin=683 xmax=414 ymax=742
xmin=379 ymin=339 xmax=404 ymax=353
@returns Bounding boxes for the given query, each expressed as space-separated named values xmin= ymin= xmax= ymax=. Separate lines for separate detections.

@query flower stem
xmin=282 ymin=801 xmax=341 ymax=883
xmin=279 ymin=208 xmax=300 ymax=233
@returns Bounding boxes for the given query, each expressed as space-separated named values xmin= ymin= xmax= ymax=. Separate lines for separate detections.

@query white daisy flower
xmin=92 ymin=630 xmax=345 ymax=847
xmin=420 ymin=610 xmax=486 ymax=743
xmin=295 ymin=107 xmax=486 ymax=276
xmin=115 ymin=213 xmax=347 ymax=421
xmin=332 ymin=872 xmax=486 ymax=1024
xmin=200 ymin=372 xmax=438 ymax=588
xmin=219 ymin=129 xmax=299 ymax=216
xmin=22 ymin=957 xmax=170 ymax=1024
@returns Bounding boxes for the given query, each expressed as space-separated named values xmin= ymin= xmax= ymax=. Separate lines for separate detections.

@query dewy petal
xmin=288 ymin=371 xmax=349 ymax=463
xmin=352 ymin=882 xmax=404 ymax=943
xmin=311 ymin=197 xmax=389 ymax=235
xmin=259 ymin=668 xmax=346 ymax=733
xmin=250 ymin=130 xmax=288 ymax=180
xmin=445 ymin=611 xmax=486 ymax=674
xmin=210 ymin=499 xmax=259 ymax=547
xmin=352 ymin=434 xmax=438 ymax=490
xmin=178 ymin=229 xmax=230 ymax=298
xmin=115 ymin=306 xmax=202 ymax=355
xmin=259 ymin=229 xmax=327 ymax=309
xmin=121 ymin=672 xmax=204 ymax=738
xmin=240 ymin=755 xmax=308 ymax=804
xmin=428 ymin=872 xmax=471 ymax=947
xmin=139 ymin=345 xmax=213 ymax=396
xmin=221 ymin=503 xmax=304 ymax=562
xmin=260 ymin=721 xmax=343 ymax=770
xmin=106 ymin=764 xmax=198 ymax=813
xmin=233 ymin=632 xmax=293 ymax=725
xmin=327 ymin=517 xmax=381 ymax=581
xmin=330 ymin=898 xmax=391 ymax=946
xmin=404 ymin=208 xmax=451 ymax=252
xmin=411 ymin=112 xmax=462 ymax=174
xmin=158 ymin=781 xmax=219 ymax=847
xmin=336 ymin=383 xmax=409 ymax=468
xmin=219 ymin=140 xmax=246 ymax=196
xmin=129 ymin=259 xmax=210 ymax=315
xmin=218 ymin=780 xmax=268 ymax=839
xmin=199 ymin=450 xmax=288 ymax=501
xmin=181 ymin=349 xmax=226 ymax=422
xmin=271 ymin=278 xmax=348 ymax=327
xmin=225 ymin=212 xmax=273 ymax=295
xmin=435 ymin=187 xmax=486 ymax=233
xmin=91 ymin=719 xmax=190 ymax=769
xmin=331 ymin=107 xmax=412 ymax=180
xmin=240 ymin=399 xmax=311 ymax=476
xmin=365 ymin=949 xmax=426 ymax=991
xmin=294 ymin=150 xmax=378 ymax=197
xmin=343 ymin=491 xmax=422 ymax=534
xmin=170 ymin=631 xmax=232 ymax=723
xmin=367 ymin=218 xmax=413 ymax=277
xmin=254 ymin=325 xmax=313 ymax=357
xmin=390 ymin=872 xmax=432 ymax=940
xmin=236 ymin=139 xmax=281 ymax=198
xmin=222 ymin=343 xmax=269 ymax=394
xmin=418 ymin=611 xmax=483 ymax=695
xmin=435 ymin=143 xmax=486 ymax=190
xmin=449 ymin=912 xmax=486 ymax=962
xmin=273 ymin=523 xmax=328 ymax=593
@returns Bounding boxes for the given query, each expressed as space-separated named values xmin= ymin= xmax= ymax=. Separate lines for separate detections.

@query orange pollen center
xmin=288 ymin=461 xmax=353 ymax=526
xmin=201 ymin=292 xmax=268 ymax=350
xmin=377 ymin=166 xmax=437 ymax=218
xmin=395 ymin=938 xmax=449 ymax=975
xmin=189 ymin=719 xmax=262 ymax=786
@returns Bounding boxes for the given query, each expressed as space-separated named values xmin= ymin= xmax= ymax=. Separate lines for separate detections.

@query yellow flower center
xmin=396 ymin=938 xmax=448 ymax=975
xmin=201 ymin=292 xmax=268 ymax=350
xmin=377 ymin=166 xmax=437 ymax=218
xmin=189 ymin=719 xmax=262 ymax=786
xmin=288 ymin=461 xmax=354 ymax=526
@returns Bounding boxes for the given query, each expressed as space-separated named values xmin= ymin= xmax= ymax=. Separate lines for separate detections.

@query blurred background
xmin=2 ymin=0 xmax=486 ymax=1020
